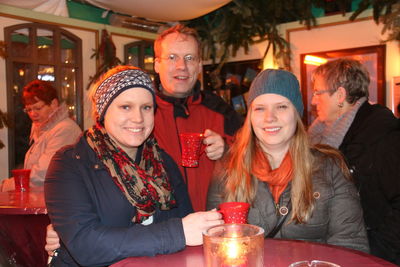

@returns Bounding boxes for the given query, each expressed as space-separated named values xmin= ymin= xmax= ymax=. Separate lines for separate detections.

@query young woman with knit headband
xmin=44 ymin=65 xmax=223 ymax=266
xmin=207 ymin=69 xmax=369 ymax=253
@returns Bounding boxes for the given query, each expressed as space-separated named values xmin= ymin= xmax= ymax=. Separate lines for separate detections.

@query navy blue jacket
xmin=45 ymin=135 xmax=193 ymax=266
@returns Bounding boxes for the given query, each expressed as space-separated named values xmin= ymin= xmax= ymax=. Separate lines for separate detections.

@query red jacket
xmin=154 ymin=83 xmax=243 ymax=211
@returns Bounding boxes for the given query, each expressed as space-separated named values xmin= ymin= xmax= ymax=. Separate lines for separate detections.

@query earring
xmin=338 ymin=102 xmax=344 ymax=108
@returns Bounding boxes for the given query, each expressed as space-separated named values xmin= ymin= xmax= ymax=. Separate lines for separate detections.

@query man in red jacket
xmin=153 ymin=24 xmax=243 ymax=211
xmin=44 ymin=24 xmax=243 ymax=257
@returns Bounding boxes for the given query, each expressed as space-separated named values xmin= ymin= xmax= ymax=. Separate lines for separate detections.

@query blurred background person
xmin=45 ymin=66 xmax=223 ymax=266
xmin=1 ymin=80 xmax=81 ymax=191
xmin=207 ymin=69 xmax=369 ymax=253
xmin=309 ymin=58 xmax=400 ymax=264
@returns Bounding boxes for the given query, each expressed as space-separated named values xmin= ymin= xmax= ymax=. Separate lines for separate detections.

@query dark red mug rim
xmin=218 ymin=202 xmax=250 ymax=211
xmin=179 ymin=132 xmax=204 ymax=138
xmin=12 ymin=169 xmax=31 ymax=174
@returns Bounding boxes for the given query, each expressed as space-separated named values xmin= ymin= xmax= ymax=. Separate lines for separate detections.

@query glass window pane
xmin=61 ymin=34 xmax=76 ymax=64
xmin=127 ymin=46 xmax=140 ymax=67
xmin=12 ymin=63 xmax=33 ymax=167
xmin=10 ymin=28 xmax=31 ymax=58
xmin=149 ymin=73 xmax=156 ymax=82
xmin=144 ymin=44 xmax=154 ymax=72
xmin=6 ymin=24 xmax=83 ymax=171
xmin=61 ymin=67 xmax=77 ymax=120
xmin=37 ymin=65 xmax=55 ymax=81
xmin=37 ymin=28 xmax=54 ymax=62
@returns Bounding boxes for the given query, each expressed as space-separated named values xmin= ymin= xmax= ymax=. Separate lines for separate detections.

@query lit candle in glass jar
xmin=203 ymin=224 xmax=264 ymax=267
xmin=222 ymin=239 xmax=247 ymax=267
xmin=222 ymin=232 xmax=247 ymax=267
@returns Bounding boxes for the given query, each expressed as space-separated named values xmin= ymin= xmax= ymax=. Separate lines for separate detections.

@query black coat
xmin=45 ymin=136 xmax=193 ymax=266
xmin=339 ymin=101 xmax=400 ymax=264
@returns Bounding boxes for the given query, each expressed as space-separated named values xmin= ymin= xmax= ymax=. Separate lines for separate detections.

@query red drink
xmin=12 ymin=169 xmax=31 ymax=192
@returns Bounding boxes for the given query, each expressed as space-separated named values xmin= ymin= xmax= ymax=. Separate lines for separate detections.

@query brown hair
xmin=22 ymin=80 xmax=58 ymax=106
xmin=312 ymin=58 xmax=370 ymax=104
xmin=154 ymin=24 xmax=201 ymax=58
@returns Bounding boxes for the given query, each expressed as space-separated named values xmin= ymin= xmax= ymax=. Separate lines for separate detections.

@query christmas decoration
xmin=87 ymin=29 xmax=122 ymax=89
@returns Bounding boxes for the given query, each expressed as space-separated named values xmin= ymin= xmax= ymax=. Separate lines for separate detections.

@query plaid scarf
xmin=86 ymin=123 xmax=176 ymax=223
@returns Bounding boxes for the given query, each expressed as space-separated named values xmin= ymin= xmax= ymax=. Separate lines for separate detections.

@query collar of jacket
xmin=156 ymin=81 xmax=202 ymax=118
xmin=341 ymin=101 xmax=400 ymax=147
xmin=71 ymin=133 xmax=144 ymax=171
xmin=30 ymin=102 xmax=70 ymax=143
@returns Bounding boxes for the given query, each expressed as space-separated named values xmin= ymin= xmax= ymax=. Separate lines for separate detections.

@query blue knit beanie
xmin=247 ymin=69 xmax=304 ymax=116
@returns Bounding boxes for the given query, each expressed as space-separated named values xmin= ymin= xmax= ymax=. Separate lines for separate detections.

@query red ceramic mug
xmin=11 ymin=169 xmax=31 ymax=192
xmin=218 ymin=202 xmax=250 ymax=224
xmin=179 ymin=133 xmax=206 ymax=168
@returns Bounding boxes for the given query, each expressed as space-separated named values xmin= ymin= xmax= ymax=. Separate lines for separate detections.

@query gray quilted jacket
xmin=207 ymin=150 xmax=370 ymax=253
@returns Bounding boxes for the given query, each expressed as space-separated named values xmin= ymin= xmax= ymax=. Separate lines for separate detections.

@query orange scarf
xmin=252 ymin=146 xmax=293 ymax=203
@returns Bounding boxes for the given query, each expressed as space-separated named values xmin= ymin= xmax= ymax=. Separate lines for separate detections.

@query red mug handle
xmin=200 ymin=134 xmax=207 ymax=155
xmin=217 ymin=209 xmax=225 ymax=221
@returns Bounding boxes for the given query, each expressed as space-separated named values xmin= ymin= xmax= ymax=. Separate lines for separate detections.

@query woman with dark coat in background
xmin=309 ymin=58 xmax=400 ymax=264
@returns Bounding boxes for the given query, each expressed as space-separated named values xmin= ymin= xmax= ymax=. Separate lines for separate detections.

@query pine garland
xmin=87 ymin=29 xmax=122 ymax=89
xmin=381 ymin=3 xmax=400 ymax=44
xmin=184 ymin=0 xmax=399 ymax=83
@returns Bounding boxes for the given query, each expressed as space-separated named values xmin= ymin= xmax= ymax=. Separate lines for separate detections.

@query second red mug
xmin=179 ymin=132 xmax=206 ymax=168
xmin=218 ymin=201 xmax=250 ymax=224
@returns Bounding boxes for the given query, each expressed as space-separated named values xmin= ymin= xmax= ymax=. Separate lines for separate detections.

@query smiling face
xmin=103 ymin=87 xmax=154 ymax=158
xmin=250 ymin=93 xmax=297 ymax=155
xmin=154 ymin=32 xmax=202 ymax=98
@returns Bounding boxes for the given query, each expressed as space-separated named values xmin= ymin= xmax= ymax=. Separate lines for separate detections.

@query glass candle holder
xmin=203 ymin=224 xmax=264 ymax=267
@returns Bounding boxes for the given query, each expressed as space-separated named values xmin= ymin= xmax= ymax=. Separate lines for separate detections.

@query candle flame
xmin=226 ymin=241 xmax=240 ymax=259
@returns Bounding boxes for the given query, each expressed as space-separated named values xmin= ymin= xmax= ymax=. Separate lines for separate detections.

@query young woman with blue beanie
xmin=207 ymin=69 xmax=369 ymax=253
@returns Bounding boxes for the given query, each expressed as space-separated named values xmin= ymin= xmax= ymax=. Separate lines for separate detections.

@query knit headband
xmin=94 ymin=68 xmax=155 ymax=121
xmin=247 ymin=69 xmax=304 ymax=116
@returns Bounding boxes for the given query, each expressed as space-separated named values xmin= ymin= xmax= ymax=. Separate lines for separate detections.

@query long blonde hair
xmin=222 ymin=108 xmax=347 ymax=223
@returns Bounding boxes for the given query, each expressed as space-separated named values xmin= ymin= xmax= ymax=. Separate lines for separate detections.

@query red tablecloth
xmin=0 ymin=189 xmax=47 ymax=215
xmin=111 ymin=238 xmax=397 ymax=267
xmin=0 ymin=189 xmax=49 ymax=267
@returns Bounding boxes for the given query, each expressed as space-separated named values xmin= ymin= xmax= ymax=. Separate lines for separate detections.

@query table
xmin=0 ymin=188 xmax=49 ymax=267
xmin=111 ymin=239 xmax=397 ymax=267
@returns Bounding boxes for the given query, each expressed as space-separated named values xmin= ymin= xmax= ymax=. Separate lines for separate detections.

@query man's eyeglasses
xmin=312 ymin=89 xmax=335 ymax=97
xmin=159 ymin=54 xmax=199 ymax=65
xmin=23 ymin=103 xmax=46 ymax=113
